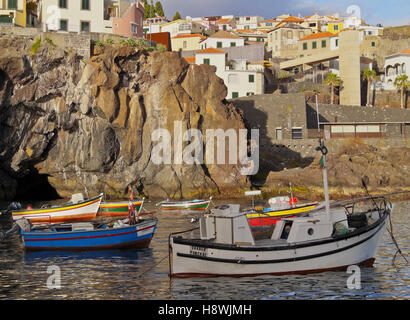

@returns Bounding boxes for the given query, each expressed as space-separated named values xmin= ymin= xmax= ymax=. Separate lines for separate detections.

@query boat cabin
xmin=199 ymin=204 xmax=371 ymax=246
xmin=200 ymin=205 xmax=255 ymax=246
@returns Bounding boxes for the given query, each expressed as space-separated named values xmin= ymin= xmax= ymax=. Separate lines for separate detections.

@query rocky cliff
xmin=0 ymin=36 xmax=250 ymax=200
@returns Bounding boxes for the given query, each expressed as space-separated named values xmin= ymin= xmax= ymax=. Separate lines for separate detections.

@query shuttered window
xmin=8 ymin=0 xmax=17 ymax=9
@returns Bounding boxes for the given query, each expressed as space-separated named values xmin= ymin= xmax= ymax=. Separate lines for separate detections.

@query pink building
xmin=110 ymin=1 xmax=145 ymax=38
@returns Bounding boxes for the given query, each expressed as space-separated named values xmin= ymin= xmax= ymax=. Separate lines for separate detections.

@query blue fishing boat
xmin=16 ymin=218 xmax=158 ymax=251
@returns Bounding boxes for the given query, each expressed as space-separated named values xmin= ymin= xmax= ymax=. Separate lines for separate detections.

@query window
xmin=232 ymin=92 xmax=239 ymax=98
xmin=230 ymin=42 xmax=236 ymax=47
xmin=217 ymin=41 xmax=222 ymax=48
xmin=183 ymin=41 xmax=187 ymax=49
xmin=131 ymin=24 xmax=138 ymax=34
xmin=59 ymin=0 xmax=67 ymax=8
xmin=248 ymin=74 xmax=255 ymax=83
xmin=80 ymin=21 xmax=90 ymax=32
xmin=223 ymin=25 xmax=227 ymax=31
xmin=276 ymin=128 xmax=282 ymax=140
xmin=203 ymin=58 xmax=210 ymax=65
xmin=8 ymin=0 xmax=18 ymax=9
xmin=321 ymin=40 xmax=326 ymax=48
xmin=312 ymin=41 xmax=317 ymax=49
xmin=60 ymin=19 xmax=68 ymax=31
xmin=81 ymin=0 xmax=90 ymax=10
xmin=371 ymin=41 xmax=376 ymax=47
xmin=246 ymin=92 xmax=255 ymax=96
xmin=299 ymin=31 xmax=305 ymax=39
xmin=8 ymin=0 xmax=17 ymax=9
xmin=287 ymin=31 xmax=293 ymax=39
xmin=335 ymin=39 xmax=339 ymax=47
xmin=303 ymin=42 xmax=307 ymax=50
xmin=291 ymin=128 xmax=303 ymax=139
xmin=334 ymin=25 xmax=339 ymax=31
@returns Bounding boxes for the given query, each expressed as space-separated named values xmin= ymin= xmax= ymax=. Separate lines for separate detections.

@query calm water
xmin=0 ymin=199 xmax=409 ymax=300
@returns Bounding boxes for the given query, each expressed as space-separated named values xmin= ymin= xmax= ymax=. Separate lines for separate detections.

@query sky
xmin=155 ymin=0 xmax=410 ymax=27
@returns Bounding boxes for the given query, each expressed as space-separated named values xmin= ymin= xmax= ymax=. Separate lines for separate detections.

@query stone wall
xmin=372 ymin=90 xmax=409 ymax=109
xmin=0 ymin=26 xmax=39 ymax=37
xmin=0 ymin=26 xmax=153 ymax=59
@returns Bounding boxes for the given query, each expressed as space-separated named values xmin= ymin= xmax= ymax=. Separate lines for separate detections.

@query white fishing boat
xmin=169 ymin=141 xmax=394 ymax=277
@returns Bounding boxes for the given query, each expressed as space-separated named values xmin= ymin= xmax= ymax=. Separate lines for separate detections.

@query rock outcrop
xmin=0 ymin=36 xmax=250 ymax=200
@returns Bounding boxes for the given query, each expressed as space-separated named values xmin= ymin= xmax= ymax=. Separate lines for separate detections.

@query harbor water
xmin=0 ymin=199 xmax=409 ymax=300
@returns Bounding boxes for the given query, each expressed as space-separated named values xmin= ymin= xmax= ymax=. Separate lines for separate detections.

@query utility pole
xmin=150 ymin=0 xmax=153 ymax=44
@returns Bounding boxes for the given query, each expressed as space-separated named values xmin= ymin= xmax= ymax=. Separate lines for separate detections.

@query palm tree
xmin=324 ymin=72 xmax=342 ymax=105
xmin=394 ymin=74 xmax=409 ymax=109
xmin=362 ymin=68 xmax=378 ymax=106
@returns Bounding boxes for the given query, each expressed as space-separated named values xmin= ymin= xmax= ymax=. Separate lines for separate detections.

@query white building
xmin=215 ymin=16 xmax=236 ymax=31
xmin=41 ymin=0 xmax=144 ymax=36
xmin=236 ymin=15 xmax=264 ymax=30
xmin=42 ymin=0 xmax=105 ymax=32
xmin=378 ymin=49 xmax=410 ymax=91
xmin=143 ymin=15 xmax=169 ymax=35
xmin=194 ymin=48 xmax=264 ymax=99
xmin=200 ymin=30 xmax=244 ymax=50
xmin=160 ymin=19 xmax=205 ymax=38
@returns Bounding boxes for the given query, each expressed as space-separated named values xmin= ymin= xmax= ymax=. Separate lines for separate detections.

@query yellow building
xmin=327 ymin=21 xmax=344 ymax=34
xmin=0 ymin=0 xmax=27 ymax=27
xmin=171 ymin=34 xmax=207 ymax=51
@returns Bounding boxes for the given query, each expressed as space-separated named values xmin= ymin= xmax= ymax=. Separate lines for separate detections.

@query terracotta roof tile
xmin=184 ymin=57 xmax=196 ymax=63
xmin=194 ymin=47 xmax=226 ymax=54
xmin=172 ymin=34 xmax=207 ymax=39
xmin=216 ymin=18 xmax=231 ymax=24
xmin=209 ymin=30 xmax=242 ymax=39
xmin=300 ymin=31 xmax=338 ymax=41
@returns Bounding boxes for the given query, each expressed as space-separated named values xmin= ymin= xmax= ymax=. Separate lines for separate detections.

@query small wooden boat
xmin=11 ymin=194 xmax=103 ymax=224
xmin=98 ymin=199 xmax=144 ymax=218
xmin=16 ymin=217 xmax=158 ymax=251
xmin=157 ymin=197 xmax=212 ymax=211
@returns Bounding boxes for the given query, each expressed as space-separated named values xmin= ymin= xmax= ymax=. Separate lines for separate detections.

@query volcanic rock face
xmin=0 ymin=37 xmax=250 ymax=200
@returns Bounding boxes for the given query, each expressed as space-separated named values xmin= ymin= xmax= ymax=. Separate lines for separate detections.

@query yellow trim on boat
xmin=12 ymin=197 xmax=101 ymax=216
xmin=246 ymin=204 xmax=317 ymax=219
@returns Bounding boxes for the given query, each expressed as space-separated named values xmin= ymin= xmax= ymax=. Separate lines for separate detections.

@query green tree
xmin=362 ymin=68 xmax=378 ymax=106
xmin=155 ymin=1 xmax=164 ymax=17
xmin=394 ymin=74 xmax=409 ymax=109
xmin=173 ymin=11 xmax=182 ymax=21
xmin=143 ymin=0 xmax=155 ymax=20
xmin=324 ymin=72 xmax=342 ymax=105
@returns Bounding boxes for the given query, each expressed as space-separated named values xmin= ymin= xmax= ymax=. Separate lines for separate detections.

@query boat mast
xmin=316 ymin=139 xmax=330 ymax=219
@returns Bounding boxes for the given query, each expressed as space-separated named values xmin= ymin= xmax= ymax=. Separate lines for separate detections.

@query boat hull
xmin=21 ymin=219 xmax=158 ymax=251
xmin=161 ymin=200 xmax=211 ymax=211
xmin=247 ymin=203 xmax=318 ymax=227
xmin=12 ymin=194 xmax=103 ymax=224
xmin=170 ymin=213 xmax=388 ymax=277
xmin=98 ymin=200 xmax=144 ymax=218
